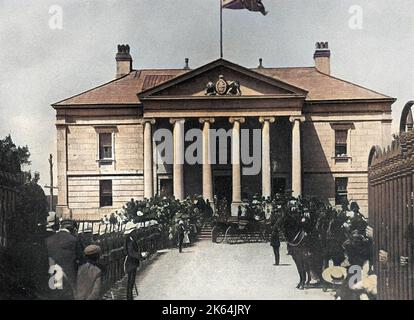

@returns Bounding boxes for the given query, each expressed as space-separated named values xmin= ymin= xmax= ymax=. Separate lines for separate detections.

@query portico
xmin=136 ymin=59 xmax=308 ymax=215
xmin=141 ymin=114 xmax=303 ymax=215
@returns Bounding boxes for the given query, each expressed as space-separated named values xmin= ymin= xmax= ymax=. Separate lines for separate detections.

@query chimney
xmin=183 ymin=58 xmax=190 ymax=70
xmin=258 ymin=58 xmax=264 ymax=69
xmin=314 ymin=42 xmax=331 ymax=75
xmin=116 ymin=44 xmax=132 ymax=78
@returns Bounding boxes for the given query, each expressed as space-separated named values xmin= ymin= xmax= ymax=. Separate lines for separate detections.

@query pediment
xmin=138 ymin=59 xmax=308 ymax=100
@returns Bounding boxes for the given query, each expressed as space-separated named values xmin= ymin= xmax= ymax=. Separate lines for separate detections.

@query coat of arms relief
xmin=205 ymin=75 xmax=242 ymax=96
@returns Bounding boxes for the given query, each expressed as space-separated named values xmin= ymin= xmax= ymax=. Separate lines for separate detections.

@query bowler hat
xmin=84 ymin=244 xmax=101 ymax=256
xmin=61 ymin=219 xmax=77 ymax=230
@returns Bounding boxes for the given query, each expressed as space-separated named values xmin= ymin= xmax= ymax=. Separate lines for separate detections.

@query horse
xmin=283 ymin=209 xmax=313 ymax=290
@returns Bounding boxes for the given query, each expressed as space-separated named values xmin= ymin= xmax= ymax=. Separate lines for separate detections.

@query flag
xmin=222 ymin=0 xmax=268 ymax=16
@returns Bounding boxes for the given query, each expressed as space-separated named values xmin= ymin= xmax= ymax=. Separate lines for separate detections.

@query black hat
xmin=61 ymin=219 xmax=77 ymax=230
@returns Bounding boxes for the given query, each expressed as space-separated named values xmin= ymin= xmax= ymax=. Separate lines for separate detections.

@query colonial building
xmin=52 ymin=42 xmax=395 ymax=219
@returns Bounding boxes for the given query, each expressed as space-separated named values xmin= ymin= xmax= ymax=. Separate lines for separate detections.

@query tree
xmin=0 ymin=134 xmax=31 ymax=173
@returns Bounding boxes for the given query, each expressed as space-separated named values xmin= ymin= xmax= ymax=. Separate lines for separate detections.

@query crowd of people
xmin=41 ymin=212 xmax=157 ymax=300
xmin=260 ymin=195 xmax=377 ymax=300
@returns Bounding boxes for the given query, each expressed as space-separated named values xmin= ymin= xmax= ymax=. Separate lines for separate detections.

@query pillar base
xmin=231 ymin=201 xmax=243 ymax=217
xmin=56 ymin=205 xmax=71 ymax=219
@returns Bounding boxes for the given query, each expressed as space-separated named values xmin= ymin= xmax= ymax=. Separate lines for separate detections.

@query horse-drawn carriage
xmin=211 ymin=215 xmax=271 ymax=244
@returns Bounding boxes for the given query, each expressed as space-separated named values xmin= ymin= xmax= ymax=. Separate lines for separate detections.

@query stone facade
xmin=53 ymin=43 xmax=394 ymax=219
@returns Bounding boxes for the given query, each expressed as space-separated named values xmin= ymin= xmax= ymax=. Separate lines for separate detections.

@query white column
xmin=170 ymin=118 xmax=185 ymax=200
xmin=259 ymin=117 xmax=276 ymax=199
xmin=143 ymin=119 xmax=155 ymax=199
xmin=199 ymin=118 xmax=215 ymax=202
xmin=229 ymin=117 xmax=245 ymax=216
xmin=289 ymin=116 xmax=305 ymax=198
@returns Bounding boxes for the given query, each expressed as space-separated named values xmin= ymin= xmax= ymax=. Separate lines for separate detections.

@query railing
xmin=75 ymin=221 xmax=164 ymax=296
xmin=368 ymin=101 xmax=414 ymax=300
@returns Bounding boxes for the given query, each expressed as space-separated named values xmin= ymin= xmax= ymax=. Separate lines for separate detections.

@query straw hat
xmin=47 ymin=211 xmax=57 ymax=227
xmin=124 ymin=221 xmax=136 ymax=235
xmin=322 ymin=266 xmax=348 ymax=285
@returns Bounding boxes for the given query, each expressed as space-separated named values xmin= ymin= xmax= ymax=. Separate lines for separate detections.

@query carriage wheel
xmin=212 ymin=226 xmax=225 ymax=243
xmin=225 ymin=226 xmax=238 ymax=244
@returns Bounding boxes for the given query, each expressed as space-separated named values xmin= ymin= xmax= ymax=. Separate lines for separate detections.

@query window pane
xmin=335 ymin=130 xmax=348 ymax=156
xmin=335 ymin=130 xmax=348 ymax=144
xmin=100 ymin=180 xmax=112 ymax=207
xmin=335 ymin=145 xmax=347 ymax=157
xmin=335 ymin=178 xmax=348 ymax=205
xmin=99 ymin=133 xmax=112 ymax=159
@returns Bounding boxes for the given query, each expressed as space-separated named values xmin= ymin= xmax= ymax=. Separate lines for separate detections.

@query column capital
xmin=259 ymin=116 xmax=276 ymax=124
xmin=289 ymin=116 xmax=306 ymax=123
xmin=169 ymin=118 xmax=186 ymax=125
xmin=229 ymin=117 xmax=245 ymax=124
xmin=143 ymin=118 xmax=156 ymax=125
xmin=199 ymin=117 xmax=215 ymax=124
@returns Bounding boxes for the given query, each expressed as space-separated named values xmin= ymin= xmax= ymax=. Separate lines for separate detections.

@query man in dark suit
xmin=270 ymin=225 xmax=281 ymax=266
xmin=177 ymin=220 xmax=185 ymax=253
xmin=124 ymin=222 xmax=140 ymax=300
xmin=46 ymin=219 xmax=84 ymax=299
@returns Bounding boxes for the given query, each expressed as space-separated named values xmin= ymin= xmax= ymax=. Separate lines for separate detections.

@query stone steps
xmin=198 ymin=223 xmax=213 ymax=240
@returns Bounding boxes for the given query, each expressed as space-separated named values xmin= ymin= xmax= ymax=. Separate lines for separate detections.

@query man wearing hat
xmin=177 ymin=220 xmax=185 ymax=253
xmin=46 ymin=219 xmax=84 ymax=299
xmin=75 ymin=244 xmax=102 ymax=300
xmin=124 ymin=221 xmax=140 ymax=300
xmin=46 ymin=211 xmax=59 ymax=237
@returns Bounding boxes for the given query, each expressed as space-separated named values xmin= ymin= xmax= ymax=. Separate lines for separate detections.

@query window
xmin=335 ymin=178 xmax=348 ymax=206
xmin=335 ymin=130 xmax=348 ymax=157
xmin=100 ymin=180 xmax=113 ymax=207
xmin=99 ymin=133 xmax=113 ymax=160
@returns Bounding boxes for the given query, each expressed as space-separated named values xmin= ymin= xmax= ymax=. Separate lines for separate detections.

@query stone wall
xmin=55 ymin=108 xmax=144 ymax=219
xmin=302 ymin=111 xmax=392 ymax=215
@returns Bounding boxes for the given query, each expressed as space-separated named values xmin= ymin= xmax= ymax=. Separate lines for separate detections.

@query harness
xmin=287 ymin=229 xmax=306 ymax=247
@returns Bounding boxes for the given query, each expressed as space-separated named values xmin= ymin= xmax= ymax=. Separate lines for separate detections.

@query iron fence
xmin=368 ymin=101 xmax=414 ymax=300
xmin=74 ymin=220 xmax=163 ymax=294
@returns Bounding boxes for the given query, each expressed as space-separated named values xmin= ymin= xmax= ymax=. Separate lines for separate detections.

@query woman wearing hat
xmin=123 ymin=221 xmax=140 ymax=300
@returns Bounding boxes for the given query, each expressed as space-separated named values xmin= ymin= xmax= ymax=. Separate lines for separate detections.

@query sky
xmin=0 ymin=0 xmax=413 ymax=194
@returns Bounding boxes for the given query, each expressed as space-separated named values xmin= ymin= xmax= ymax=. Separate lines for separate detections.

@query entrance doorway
xmin=214 ymin=173 xmax=232 ymax=217
xmin=272 ymin=177 xmax=286 ymax=195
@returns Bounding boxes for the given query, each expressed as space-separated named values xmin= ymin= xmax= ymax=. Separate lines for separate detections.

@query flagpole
xmin=220 ymin=0 xmax=223 ymax=58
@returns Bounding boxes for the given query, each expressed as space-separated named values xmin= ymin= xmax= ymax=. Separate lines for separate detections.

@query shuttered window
xmin=100 ymin=180 xmax=113 ymax=207
xmin=335 ymin=130 xmax=348 ymax=157
xmin=99 ymin=133 xmax=112 ymax=160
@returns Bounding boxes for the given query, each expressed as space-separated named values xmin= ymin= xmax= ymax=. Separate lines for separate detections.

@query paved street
xmin=134 ymin=240 xmax=334 ymax=300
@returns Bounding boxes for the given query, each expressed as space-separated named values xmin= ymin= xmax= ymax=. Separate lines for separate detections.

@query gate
xmin=0 ymin=171 xmax=23 ymax=250
xmin=368 ymin=101 xmax=414 ymax=300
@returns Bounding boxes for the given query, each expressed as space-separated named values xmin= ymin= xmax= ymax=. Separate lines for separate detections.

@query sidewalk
xmin=132 ymin=240 xmax=334 ymax=300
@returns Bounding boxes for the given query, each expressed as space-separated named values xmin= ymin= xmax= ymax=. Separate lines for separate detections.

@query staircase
xmin=198 ymin=222 xmax=213 ymax=240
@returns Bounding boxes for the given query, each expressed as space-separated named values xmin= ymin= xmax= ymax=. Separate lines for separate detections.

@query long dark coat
xmin=124 ymin=235 xmax=140 ymax=273
xmin=46 ymin=230 xmax=84 ymax=287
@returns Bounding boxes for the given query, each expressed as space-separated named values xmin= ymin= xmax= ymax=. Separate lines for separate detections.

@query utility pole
xmin=44 ymin=154 xmax=58 ymax=212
